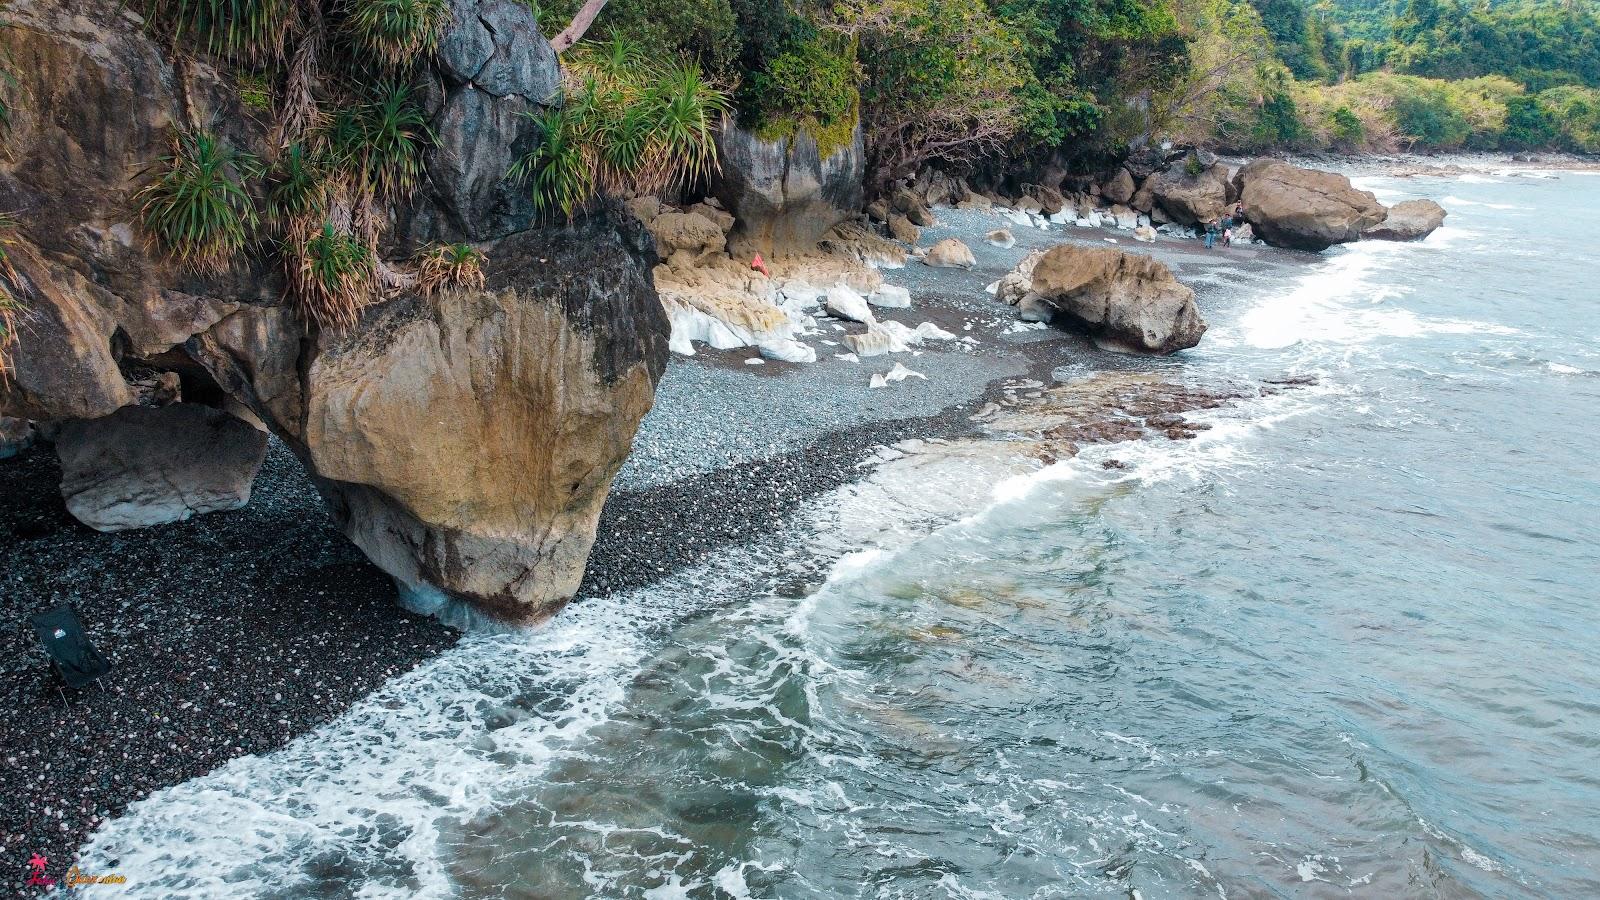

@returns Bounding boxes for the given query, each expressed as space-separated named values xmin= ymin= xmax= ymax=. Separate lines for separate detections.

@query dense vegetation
xmin=543 ymin=0 xmax=1598 ymax=189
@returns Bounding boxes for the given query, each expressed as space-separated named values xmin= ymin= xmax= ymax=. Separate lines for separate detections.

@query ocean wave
xmin=1440 ymin=195 xmax=1530 ymax=211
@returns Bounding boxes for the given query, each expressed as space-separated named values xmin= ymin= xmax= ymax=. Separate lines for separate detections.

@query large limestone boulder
xmin=712 ymin=119 xmax=865 ymax=257
xmin=1152 ymin=161 xmax=1232 ymax=226
xmin=192 ymin=209 xmax=669 ymax=624
xmin=1363 ymin=199 xmax=1447 ymax=242
xmin=56 ymin=404 xmax=267 ymax=532
xmin=923 ymin=238 xmax=976 ymax=269
xmin=1233 ymin=159 xmax=1387 ymax=251
xmin=1026 ymin=245 xmax=1206 ymax=355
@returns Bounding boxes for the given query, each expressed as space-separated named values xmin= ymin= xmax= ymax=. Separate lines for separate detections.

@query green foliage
xmin=342 ymin=0 xmax=451 ymax=69
xmin=1535 ymin=85 xmax=1600 ymax=153
xmin=746 ymin=35 xmax=860 ymax=157
xmin=513 ymin=42 xmax=732 ymax=217
xmin=266 ymin=143 xmax=329 ymax=221
xmin=415 ymin=242 xmax=488 ymax=296
xmin=324 ymin=80 xmax=432 ymax=202
xmin=236 ymin=71 xmax=274 ymax=112
xmin=540 ymin=0 xmax=740 ymax=75
xmin=134 ymin=128 xmax=261 ymax=272
xmin=512 ymin=105 xmax=593 ymax=218
xmin=286 ymin=222 xmax=375 ymax=330
xmin=142 ymin=0 xmax=297 ymax=62
xmin=1328 ymin=104 xmax=1364 ymax=144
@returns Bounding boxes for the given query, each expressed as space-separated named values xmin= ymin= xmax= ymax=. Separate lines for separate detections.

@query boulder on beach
xmin=1233 ymin=159 xmax=1386 ymax=251
xmin=826 ymin=284 xmax=876 ymax=323
xmin=1025 ymin=245 xmax=1206 ymax=355
xmin=994 ymin=249 xmax=1047 ymax=305
xmin=1101 ymin=168 xmax=1136 ymax=205
xmin=1364 ymin=199 xmax=1447 ymax=241
xmin=986 ymin=229 xmax=1015 ymax=248
xmin=1152 ymin=160 xmax=1232 ymax=226
xmin=893 ymin=188 xmax=936 ymax=227
xmin=1133 ymin=224 xmax=1157 ymax=243
xmin=869 ymin=284 xmax=913 ymax=309
xmin=923 ymin=238 xmax=976 ymax=269
xmin=56 ymin=403 xmax=267 ymax=532
xmin=889 ymin=213 xmax=921 ymax=244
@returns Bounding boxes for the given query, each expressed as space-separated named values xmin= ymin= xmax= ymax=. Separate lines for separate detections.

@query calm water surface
xmin=82 ymin=170 xmax=1600 ymax=898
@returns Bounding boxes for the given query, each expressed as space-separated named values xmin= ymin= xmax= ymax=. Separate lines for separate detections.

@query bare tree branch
xmin=550 ymin=0 xmax=610 ymax=53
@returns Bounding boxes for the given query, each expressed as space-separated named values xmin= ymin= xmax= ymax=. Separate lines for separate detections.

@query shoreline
xmin=4 ymin=200 xmax=1315 ymax=891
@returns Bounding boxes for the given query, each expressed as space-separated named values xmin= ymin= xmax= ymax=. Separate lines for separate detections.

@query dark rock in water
xmin=712 ymin=119 xmax=865 ymax=257
xmin=190 ymin=206 xmax=670 ymax=624
xmin=1233 ymin=159 xmax=1387 ymax=251
xmin=403 ymin=0 xmax=561 ymax=245
xmin=1026 ymin=245 xmax=1206 ymax=355
xmin=56 ymin=404 xmax=267 ymax=532
xmin=1364 ymin=199 xmax=1448 ymax=241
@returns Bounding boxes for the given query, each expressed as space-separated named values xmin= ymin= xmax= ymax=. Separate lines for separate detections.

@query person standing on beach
xmin=1204 ymin=218 xmax=1219 ymax=249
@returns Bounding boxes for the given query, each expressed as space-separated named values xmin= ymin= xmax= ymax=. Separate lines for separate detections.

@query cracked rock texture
xmin=712 ymin=119 xmax=865 ymax=257
xmin=1234 ymin=159 xmax=1387 ymax=251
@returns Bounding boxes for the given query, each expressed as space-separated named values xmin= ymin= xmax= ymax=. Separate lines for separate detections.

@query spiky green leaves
xmin=415 ymin=242 xmax=488 ymax=296
xmin=325 ymin=80 xmax=433 ymax=202
xmin=142 ymin=0 xmax=297 ymax=63
xmin=134 ymin=128 xmax=261 ymax=273
xmin=288 ymin=221 xmax=375 ymax=330
xmin=513 ymin=39 xmax=732 ymax=218
xmin=0 ymin=212 xmax=20 ymax=372
xmin=341 ymin=0 xmax=452 ymax=70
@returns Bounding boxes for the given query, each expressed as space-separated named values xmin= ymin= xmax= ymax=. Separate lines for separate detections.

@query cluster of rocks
xmin=875 ymin=149 xmax=1447 ymax=254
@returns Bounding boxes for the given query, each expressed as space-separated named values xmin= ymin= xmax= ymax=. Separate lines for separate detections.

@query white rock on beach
xmin=869 ymin=362 xmax=928 ymax=388
xmin=825 ymin=285 xmax=875 ymax=323
xmin=1134 ymin=225 xmax=1157 ymax=243
xmin=914 ymin=322 xmax=957 ymax=342
xmin=869 ymin=285 xmax=913 ymax=308
xmin=758 ymin=339 xmax=818 ymax=363
xmin=844 ymin=325 xmax=909 ymax=357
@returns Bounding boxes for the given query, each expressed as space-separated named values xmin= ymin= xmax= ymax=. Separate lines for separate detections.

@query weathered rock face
xmin=1026 ymin=245 xmax=1206 ymax=355
xmin=1152 ymin=162 xmax=1232 ymax=226
xmin=193 ymin=209 xmax=668 ymax=623
xmin=713 ymin=119 xmax=866 ymax=257
xmin=1233 ymin=159 xmax=1387 ymax=251
xmin=649 ymin=211 xmax=728 ymax=268
xmin=401 ymin=0 xmax=561 ymax=245
xmin=0 ymin=0 xmax=671 ymax=625
xmin=1363 ymin=199 xmax=1447 ymax=241
xmin=56 ymin=404 xmax=267 ymax=532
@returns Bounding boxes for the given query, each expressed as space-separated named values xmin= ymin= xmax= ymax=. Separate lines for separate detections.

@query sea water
xmin=79 ymin=169 xmax=1600 ymax=897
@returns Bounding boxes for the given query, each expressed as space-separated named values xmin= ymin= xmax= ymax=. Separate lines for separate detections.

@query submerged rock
xmin=56 ymin=404 xmax=267 ymax=532
xmin=1234 ymin=159 xmax=1386 ymax=251
xmin=1026 ymin=245 xmax=1206 ymax=354
xmin=1364 ymin=199 xmax=1447 ymax=241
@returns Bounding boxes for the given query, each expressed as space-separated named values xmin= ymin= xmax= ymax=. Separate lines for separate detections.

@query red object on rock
xmin=751 ymin=253 xmax=770 ymax=276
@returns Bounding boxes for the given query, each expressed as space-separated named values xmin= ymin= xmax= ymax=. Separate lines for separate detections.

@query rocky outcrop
xmin=56 ymin=404 xmax=267 ymax=531
xmin=191 ymin=210 xmax=668 ymax=623
xmin=402 ymin=0 xmax=561 ymax=245
xmin=649 ymin=211 xmax=728 ymax=268
xmin=1363 ymin=199 xmax=1447 ymax=241
xmin=712 ymin=119 xmax=866 ymax=257
xmin=1024 ymin=246 xmax=1205 ymax=355
xmin=1233 ymin=159 xmax=1386 ymax=251
xmin=0 ymin=0 xmax=671 ymax=625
